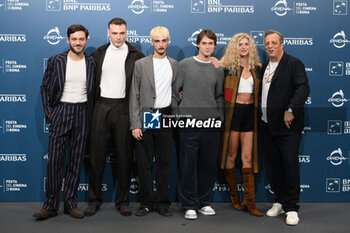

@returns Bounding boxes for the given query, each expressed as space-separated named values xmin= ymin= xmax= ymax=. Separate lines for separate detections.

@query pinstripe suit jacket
xmin=40 ymin=51 xmax=96 ymax=124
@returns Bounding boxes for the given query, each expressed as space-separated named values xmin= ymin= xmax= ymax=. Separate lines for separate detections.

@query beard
xmin=70 ymin=45 xmax=84 ymax=55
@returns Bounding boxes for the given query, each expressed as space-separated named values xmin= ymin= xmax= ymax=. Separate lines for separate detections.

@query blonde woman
xmin=220 ymin=33 xmax=262 ymax=216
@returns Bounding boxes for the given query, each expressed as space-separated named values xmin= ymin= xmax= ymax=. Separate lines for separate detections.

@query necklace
xmin=264 ymin=62 xmax=275 ymax=83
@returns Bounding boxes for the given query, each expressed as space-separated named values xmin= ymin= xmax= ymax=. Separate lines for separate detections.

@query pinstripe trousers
xmin=43 ymin=102 xmax=88 ymax=211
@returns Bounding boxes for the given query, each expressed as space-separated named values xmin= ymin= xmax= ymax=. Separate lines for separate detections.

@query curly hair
xmin=220 ymin=33 xmax=261 ymax=73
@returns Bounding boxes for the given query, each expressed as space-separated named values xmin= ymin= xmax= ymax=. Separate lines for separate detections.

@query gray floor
xmin=1 ymin=202 xmax=349 ymax=233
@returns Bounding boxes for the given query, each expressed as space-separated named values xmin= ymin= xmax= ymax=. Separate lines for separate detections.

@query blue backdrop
xmin=1 ymin=0 xmax=350 ymax=203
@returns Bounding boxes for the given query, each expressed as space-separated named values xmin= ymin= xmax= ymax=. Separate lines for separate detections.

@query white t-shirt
xmin=60 ymin=56 xmax=87 ymax=103
xmin=261 ymin=61 xmax=279 ymax=123
xmin=153 ymin=57 xmax=172 ymax=108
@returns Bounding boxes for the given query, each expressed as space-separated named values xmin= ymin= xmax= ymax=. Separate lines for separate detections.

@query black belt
xmin=151 ymin=106 xmax=171 ymax=114
xmin=99 ymin=97 xmax=125 ymax=104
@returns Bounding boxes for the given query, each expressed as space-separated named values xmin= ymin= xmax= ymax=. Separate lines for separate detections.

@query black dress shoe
xmin=135 ymin=207 xmax=152 ymax=216
xmin=158 ymin=207 xmax=172 ymax=217
xmin=33 ymin=209 xmax=58 ymax=220
xmin=118 ymin=204 xmax=132 ymax=216
xmin=84 ymin=204 xmax=98 ymax=216
xmin=64 ymin=208 xmax=84 ymax=218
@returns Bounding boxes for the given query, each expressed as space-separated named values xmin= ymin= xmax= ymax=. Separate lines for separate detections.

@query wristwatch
xmin=287 ymin=107 xmax=293 ymax=113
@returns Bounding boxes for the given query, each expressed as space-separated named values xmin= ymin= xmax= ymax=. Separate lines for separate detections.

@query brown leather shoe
xmin=118 ymin=204 xmax=132 ymax=216
xmin=64 ymin=208 xmax=84 ymax=218
xmin=84 ymin=204 xmax=98 ymax=216
xmin=33 ymin=209 xmax=58 ymax=220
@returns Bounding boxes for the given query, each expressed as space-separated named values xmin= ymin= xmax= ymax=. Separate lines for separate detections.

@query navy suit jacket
xmin=262 ymin=52 xmax=310 ymax=135
xmin=40 ymin=51 xmax=96 ymax=123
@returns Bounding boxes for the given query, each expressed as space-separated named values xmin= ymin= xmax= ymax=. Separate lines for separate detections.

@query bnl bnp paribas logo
xmin=43 ymin=27 xmax=65 ymax=45
xmin=0 ymin=33 xmax=26 ymax=43
xmin=250 ymin=31 xmax=264 ymax=46
xmin=330 ymin=30 xmax=350 ymax=48
xmin=0 ymin=94 xmax=26 ymax=103
xmin=328 ymin=120 xmax=350 ymax=135
xmin=191 ymin=0 xmax=254 ymax=14
xmin=46 ymin=0 xmax=111 ymax=11
xmin=126 ymin=30 xmax=151 ymax=44
xmin=333 ymin=0 xmax=348 ymax=15
xmin=326 ymin=148 xmax=349 ymax=166
xmin=283 ymin=36 xmax=313 ymax=46
xmin=329 ymin=61 xmax=350 ymax=76
xmin=143 ymin=110 xmax=162 ymax=129
xmin=326 ymin=178 xmax=350 ymax=192
xmin=271 ymin=0 xmax=316 ymax=16
xmin=328 ymin=89 xmax=349 ymax=107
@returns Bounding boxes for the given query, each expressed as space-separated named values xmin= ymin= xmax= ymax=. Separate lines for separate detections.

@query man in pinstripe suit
xmin=33 ymin=24 xmax=95 ymax=220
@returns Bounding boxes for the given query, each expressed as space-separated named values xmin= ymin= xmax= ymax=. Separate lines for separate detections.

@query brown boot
xmin=224 ymin=168 xmax=244 ymax=210
xmin=242 ymin=168 xmax=263 ymax=216
xmin=33 ymin=208 xmax=58 ymax=220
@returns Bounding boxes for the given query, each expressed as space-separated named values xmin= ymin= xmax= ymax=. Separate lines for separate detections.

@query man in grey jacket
xmin=129 ymin=26 xmax=177 ymax=217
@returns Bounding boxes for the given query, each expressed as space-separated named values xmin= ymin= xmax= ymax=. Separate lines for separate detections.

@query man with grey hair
xmin=130 ymin=26 xmax=177 ymax=217
xmin=261 ymin=30 xmax=309 ymax=225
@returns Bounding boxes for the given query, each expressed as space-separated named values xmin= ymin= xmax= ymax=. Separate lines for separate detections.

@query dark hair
xmin=196 ymin=29 xmax=217 ymax=46
xmin=108 ymin=18 xmax=127 ymax=28
xmin=67 ymin=24 xmax=89 ymax=39
xmin=265 ymin=30 xmax=284 ymax=44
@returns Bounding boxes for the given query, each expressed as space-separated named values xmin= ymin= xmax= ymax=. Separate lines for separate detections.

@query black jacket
xmin=261 ymin=52 xmax=310 ymax=135
xmin=91 ymin=41 xmax=145 ymax=113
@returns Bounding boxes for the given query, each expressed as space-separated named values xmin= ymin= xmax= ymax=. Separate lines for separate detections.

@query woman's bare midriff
xmin=236 ymin=93 xmax=253 ymax=104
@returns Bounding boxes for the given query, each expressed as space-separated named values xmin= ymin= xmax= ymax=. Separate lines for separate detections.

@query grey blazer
xmin=129 ymin=55 xmax=178 ymax=131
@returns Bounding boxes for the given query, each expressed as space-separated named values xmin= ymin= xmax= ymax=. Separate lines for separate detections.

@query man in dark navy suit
xmin=260 ymin=30 xmax=309 ymax=226
xmin=34 ymin=24 xmax=95 ymax=220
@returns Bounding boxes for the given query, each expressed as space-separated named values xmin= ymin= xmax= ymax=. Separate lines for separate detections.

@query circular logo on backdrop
xmin=188 ymin=29 xmax=202 ymax=46
xmin=43 ymin=27 xmax=65 ymax=45
xmin=129 ymin=177 xmax=140 ymax=194
xmin=271 ymin=0 xmax=292 ymax=16
xmin=328 ymin=90 xmax=350 ymax=107
xmin=128 ymin=0 xmax=149 ymax=14
xmin=327 ymin=148 xmax=348 ymax=166
xmin=330 ymin=30 xmax=350 ymax=48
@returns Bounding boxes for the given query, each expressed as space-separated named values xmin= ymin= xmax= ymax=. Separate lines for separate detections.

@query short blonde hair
xmin=150 ymin=26 xmax=170 ymax=40
xmin=220 ymin=33 xmax=261 ymax=73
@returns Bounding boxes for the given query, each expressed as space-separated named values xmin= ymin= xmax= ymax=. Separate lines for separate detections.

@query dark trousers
xmin=135 ymin=125 xmax=172 ymax=209
xmin=178 ymin=128 xmax=219 ymax=211
xmin=43 ymin=102 xmax=88 ymax=211
xmin=261 ymin=121 xmax=301 ymax=212
xmin=87 ymin=98 xmax=133 ymax=207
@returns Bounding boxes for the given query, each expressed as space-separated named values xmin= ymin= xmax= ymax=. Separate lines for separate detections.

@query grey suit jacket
xmin=129 ymin=54 xmax=178 ymax=131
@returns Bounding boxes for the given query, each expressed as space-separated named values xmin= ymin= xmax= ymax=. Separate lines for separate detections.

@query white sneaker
xmin=198 ymin=206 xmax=216 ymax=216
xmin=185 ymin=210 xmax=197 ymax=220
xmin=266 ymin=202 xmax=285 ymax=217
xmin=286 ymin=211 xmax=299 ymax=225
